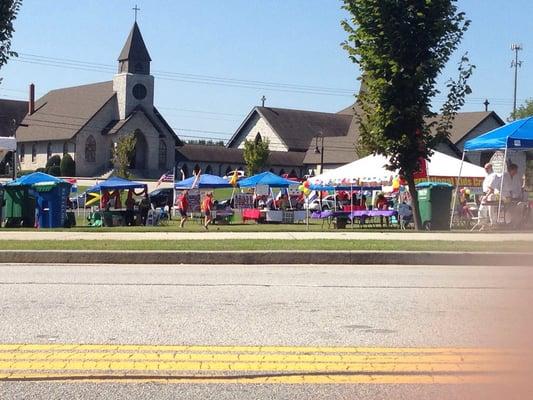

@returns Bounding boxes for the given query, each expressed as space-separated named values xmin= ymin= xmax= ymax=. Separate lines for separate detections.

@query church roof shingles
xmin=228 ymin=107 xmax=352 ymax=152
xmin=16 ymin=81 xmax=116 ymax=142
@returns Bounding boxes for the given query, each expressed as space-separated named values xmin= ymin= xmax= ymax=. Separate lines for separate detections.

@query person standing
xmin=202 ymin=192 xmax=213 ymax=230
xmin=481 ymin=163 xmax=501 ymax=226
xmin=125 ymin=189 xmax=136 ymax=226
xmin=177 ymin=190 xmax=189 ymax=228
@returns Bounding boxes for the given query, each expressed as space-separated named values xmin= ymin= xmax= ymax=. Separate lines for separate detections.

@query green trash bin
xmin=3 ymin=186 xmax=36 ymax=228
xmin=416 ymin=182 xmax=454 ymax=231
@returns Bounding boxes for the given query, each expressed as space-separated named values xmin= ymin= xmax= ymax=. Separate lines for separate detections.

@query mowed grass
xmin=0 ymin=239 xmax=531 ymax=252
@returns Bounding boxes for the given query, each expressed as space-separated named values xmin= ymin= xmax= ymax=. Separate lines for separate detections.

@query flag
xmin=229 ymin=170 xmax=239 ymax=187
xmin=156 ymin=170 xmax=174 ymax=187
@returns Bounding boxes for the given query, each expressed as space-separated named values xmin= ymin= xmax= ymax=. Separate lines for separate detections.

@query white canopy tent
xmin=309 ymin=150 xmax=485 ymax=186
xmin=0 ymin=136 xmax=16 ymax=164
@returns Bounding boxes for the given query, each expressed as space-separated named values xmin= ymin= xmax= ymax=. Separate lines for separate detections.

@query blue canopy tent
xmin=238 ymin=172 xmax=296 ymax=188
xmin=6 ymin=172 xmax=66 ymax=187
xmin=87 ymin=176 xmax=147 ymax=192
xmin=174 ymin=174 xmax=232 ymax=189
xmin=451 ymin=116 xmax=533 ymax=227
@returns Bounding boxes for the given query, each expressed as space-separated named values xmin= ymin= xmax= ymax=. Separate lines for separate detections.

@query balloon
xmin=303 ymin=181 xmax=310 ymax=188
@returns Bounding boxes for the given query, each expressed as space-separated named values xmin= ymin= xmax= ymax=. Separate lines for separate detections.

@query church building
xmin=15 ymin=22 xmax=180 ymax=178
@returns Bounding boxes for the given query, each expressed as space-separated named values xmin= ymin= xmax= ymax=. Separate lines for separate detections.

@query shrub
xmin=47 ymin=165 xmax=61 ymax=176
xmin=60 ymin=153 xmax=76 ymax=176
xmin=45 ymin=155 xmax=61 ymax=169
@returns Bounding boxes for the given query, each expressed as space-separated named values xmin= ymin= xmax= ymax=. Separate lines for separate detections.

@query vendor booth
xmin=87 ymin=176 xmax=148 ymax=226
xmin=453 ymin=116 xmax=533 ymax=229
xmin=3 ymin=172 xmax=71 ymax=228
xmin=238 ymin=172 xmax=305 ymax=223
xmin=174 ymin=174 xmax=233 ymax=224
xmin=309 ymin=150 xmax=485 ymax=187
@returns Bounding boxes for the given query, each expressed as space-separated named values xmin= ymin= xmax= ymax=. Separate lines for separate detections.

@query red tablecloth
xmin=242 ymin=208 xmax=261 ymax=222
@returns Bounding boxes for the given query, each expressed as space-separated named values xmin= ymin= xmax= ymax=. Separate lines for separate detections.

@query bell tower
xmin=113 ymin=22 xmax=155 ymax=120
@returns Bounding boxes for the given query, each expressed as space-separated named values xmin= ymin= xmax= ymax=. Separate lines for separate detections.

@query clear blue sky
xmin=1 ymin=0 xmax=532 ymax=142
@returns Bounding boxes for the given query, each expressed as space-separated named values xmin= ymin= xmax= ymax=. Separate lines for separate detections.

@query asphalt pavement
xmin=0 ymin=263 xmax=531 ymax=399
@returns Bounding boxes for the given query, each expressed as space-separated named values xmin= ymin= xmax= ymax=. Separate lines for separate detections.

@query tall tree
xmin=243 ymin=138 xmax=270 ymax=176
xmin=510 ymin=99 xmax=533 ymax=121
xmin=0 ymin=0 xmax=22 ymax=84
xmin=112 ymin=133 xmax=137 ymax=179
xmin=342 ymin=0 xmax=473 ymax=229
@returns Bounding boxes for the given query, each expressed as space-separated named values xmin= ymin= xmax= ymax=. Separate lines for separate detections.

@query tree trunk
xmin=405 ymin=174 xmax=422 ymax=230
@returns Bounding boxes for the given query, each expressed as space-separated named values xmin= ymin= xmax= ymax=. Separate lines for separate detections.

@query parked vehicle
xmin=304 ymin=194 xmax=337 ymax=212
xmin=149 ymin=188 xmax=174 ymax=208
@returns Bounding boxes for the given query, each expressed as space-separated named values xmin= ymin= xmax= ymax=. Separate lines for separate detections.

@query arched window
xmin=254 ymin=132 xmax=262 ymax=144
xmin=269 ymin=168 xmax=274 ymax=173
xmin=193 ymin=164 xmax=201 ymax=175
xmin=158 ymin=140 xmax=167 ymax=169
xmin=31 ymin=143 xmax=37 ymax=163
xmin=289 ymin=169 xmax=297 ymax=178
xmin=46 ymin=142 xmax=52 ymax=160
xmin=85 ymin=135 xmax=96 ymax=162
xmin=63 ymin=142 xmax=68 ymax=155
xmin=279 ymin=169 xmax=286 ymax=176
xmin=19 ymin=144 xmax=25 ymax=163
xmin=225 ymin=166 xmax=233 ymax=176
xmin=205 ymin=165 xmax=213 ymax=174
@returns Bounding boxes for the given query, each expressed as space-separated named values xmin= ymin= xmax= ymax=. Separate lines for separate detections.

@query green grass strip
xmin=0 ymin=240 xmax=531 ymax=252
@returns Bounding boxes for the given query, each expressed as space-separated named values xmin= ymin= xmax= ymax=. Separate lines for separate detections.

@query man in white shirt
xmin=480 ymin=163 xmax=501 ymax=225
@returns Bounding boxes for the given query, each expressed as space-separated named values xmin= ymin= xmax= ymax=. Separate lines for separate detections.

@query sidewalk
xmin=1 ymin=231 xmax=532 ymax=242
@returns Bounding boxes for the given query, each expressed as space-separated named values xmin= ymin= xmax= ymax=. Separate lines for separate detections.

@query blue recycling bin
xmin=36 ymin=183 xmax=71 ymax=228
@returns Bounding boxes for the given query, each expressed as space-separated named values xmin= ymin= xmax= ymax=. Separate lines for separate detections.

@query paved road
xmin=0 ymin=263 xmax=531 ymax=399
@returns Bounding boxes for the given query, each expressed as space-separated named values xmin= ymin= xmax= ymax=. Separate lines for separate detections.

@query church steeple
xmin=117 ymin=22 xmax=151 ymax=75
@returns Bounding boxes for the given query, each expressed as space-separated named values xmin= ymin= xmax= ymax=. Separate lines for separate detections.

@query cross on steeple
xmin=132 ymin=4 xmax=140 ymax=22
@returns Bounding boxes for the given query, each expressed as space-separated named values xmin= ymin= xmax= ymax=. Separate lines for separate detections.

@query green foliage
xmin=35 ymin=167 xmax=46 ymax=173
xmin=45 ymin=154 xmax=61 ymax=169
xmin=0 ymin=0 xmax=22 ymax=84
xmin=342 ymin=0 xmax=473 ymax=229
xmin=60 ymin=153 xmax=76 ymax=176
xmin=112 ymin=132 xmax=137 ymax=179
xmin=510 ymin=98 xmax=533 ymax=121
xmin=243 ymin=138 xmax=270 ymax=176
xmin=47 ymin=165 xmax=61 ymax=176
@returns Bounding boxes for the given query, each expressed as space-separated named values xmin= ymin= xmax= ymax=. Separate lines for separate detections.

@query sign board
xmin=414 ymin=176 xmax=483 ymax=187
xmin=489 ymin=151 xmax=505 ymax=174
xmin=187 ymin=189 xmax=201 ymax=213
xmin=234 ymin=193 xmax=254 ymax=210
xmin=255 ymin=184 xmax=269 ymax=196
xmin=288 ymin=184 xmax=301 ymax=196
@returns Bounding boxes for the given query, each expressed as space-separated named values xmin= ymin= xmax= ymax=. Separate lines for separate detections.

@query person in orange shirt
xmin=202 ymin=192 xmax=214 ymax=230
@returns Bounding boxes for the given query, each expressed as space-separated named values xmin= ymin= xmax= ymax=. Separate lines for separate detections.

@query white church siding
xmin=235 ymin=112 xmax=287 ymax=152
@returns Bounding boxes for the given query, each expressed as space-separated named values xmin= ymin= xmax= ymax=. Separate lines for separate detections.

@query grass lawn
xmin=0 ymin=239 xmax=531 ymax=252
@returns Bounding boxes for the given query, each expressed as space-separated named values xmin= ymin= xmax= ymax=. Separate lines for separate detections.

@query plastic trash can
xmin=416 ymin=182 xmax=454 ymax=230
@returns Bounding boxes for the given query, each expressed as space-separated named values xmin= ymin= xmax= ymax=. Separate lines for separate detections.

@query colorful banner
xmin=414 ymin=176 xmax=483 ymax=187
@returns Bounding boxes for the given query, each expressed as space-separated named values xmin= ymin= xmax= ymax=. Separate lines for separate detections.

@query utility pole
xmin=511 ymin=43 xmax=523 ymax=120
xmin=314 ymin=133 xmax=324 ymax=210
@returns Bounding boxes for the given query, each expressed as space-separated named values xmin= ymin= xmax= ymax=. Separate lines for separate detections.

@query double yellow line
xmin=0 ymin=344 xmax=513 ymax=384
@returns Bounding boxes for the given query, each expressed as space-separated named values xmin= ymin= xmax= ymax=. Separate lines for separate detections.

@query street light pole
xmin=511 ymin=43 xmax=523 ymax=120
xmin=314 ymin=133 xmax=324 ymax=209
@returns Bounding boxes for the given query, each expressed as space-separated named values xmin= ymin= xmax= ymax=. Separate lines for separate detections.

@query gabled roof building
xmin=14 ymin=22 xmax=179 ymax=178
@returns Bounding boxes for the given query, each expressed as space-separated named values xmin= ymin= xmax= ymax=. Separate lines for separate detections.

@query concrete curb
xmin=1 ymin=251 xmax=532 ymax=266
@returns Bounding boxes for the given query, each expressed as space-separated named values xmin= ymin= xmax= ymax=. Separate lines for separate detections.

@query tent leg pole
xmin=450 ymin=152 xmax=466 ymax=229
xmin=497 ymin=147 xmax=508 ymax=223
